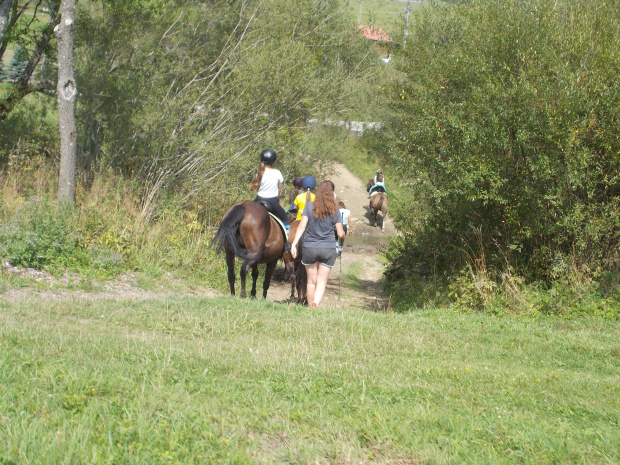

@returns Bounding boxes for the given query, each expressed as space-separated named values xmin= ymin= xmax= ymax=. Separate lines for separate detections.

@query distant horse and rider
xmin=367 ymin=169 xmax=388 ymax=232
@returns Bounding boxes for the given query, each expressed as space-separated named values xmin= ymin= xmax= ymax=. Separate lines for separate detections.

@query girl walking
xmin=291 ymin=181 xmax=345 ymax=308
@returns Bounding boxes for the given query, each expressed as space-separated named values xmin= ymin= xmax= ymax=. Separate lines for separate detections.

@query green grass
xmin=346 ymin=0 xmax=409 ymax=35
xmin=343 ymin=261 xmax=364 ymax=290
xmin=1 ymin=296 xmax=619 ymax=463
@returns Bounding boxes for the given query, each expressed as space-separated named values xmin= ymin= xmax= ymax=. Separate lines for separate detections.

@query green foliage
xmin=385 ymin=0 xmax=620 ymax=286
xmin=0 ymin=197 xmax=87 ymax=272
xmin=8 ymin=46 xmax=28 ymax=80
xmin=0 ymin=92 xmax=58 ymax=167
xmin=0 ymin=164 xmax=226 ymax=283
xmin=74 ymin=0 xmax=373 ymax=217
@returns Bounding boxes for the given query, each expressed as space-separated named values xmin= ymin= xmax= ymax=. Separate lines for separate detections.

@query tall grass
xmin=1 ymin=296 xmax=619 ymax=463
xmin=0 ymin=157 xmax=226 ymax=288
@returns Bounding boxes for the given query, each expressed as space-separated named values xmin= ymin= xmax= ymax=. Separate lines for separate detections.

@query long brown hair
xmin=313 ymin=181 xmax=337 ymax=219
xmin=249 ymin=162 xmax=266 ymax=191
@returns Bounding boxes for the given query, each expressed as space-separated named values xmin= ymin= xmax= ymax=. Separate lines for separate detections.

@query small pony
xmin=367 ymin=180 xmax=388 ymax=232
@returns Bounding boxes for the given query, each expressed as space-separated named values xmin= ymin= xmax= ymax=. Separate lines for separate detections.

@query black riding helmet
xmin=260 ymin=148 xmax=277 ymax=164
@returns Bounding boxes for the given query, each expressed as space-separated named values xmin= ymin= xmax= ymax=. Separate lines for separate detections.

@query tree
xmin=0 ymin=0 xmax=11 ymax=45
xmin=385 ymin=0 xmax=620 ymax=281
xmin=8 ymin=45 xmax=27 ymax=79
xmin=56 ymin=0 xmax=76 ymax=205
xmin=0 ymin=0 xmax=60 ymax=122
xmin=74 ymin=0 xmax=373 ymax=217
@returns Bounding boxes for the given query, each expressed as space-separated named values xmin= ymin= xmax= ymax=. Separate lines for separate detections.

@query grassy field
xmin=346 ymin=0 xmax=411 ymax=35
xmin=1 ymin=295 xmax=619 ymax=463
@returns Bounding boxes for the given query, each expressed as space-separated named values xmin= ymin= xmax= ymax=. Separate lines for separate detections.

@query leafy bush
xmin=0 ymin=197 xmax=88 ymax=272
xmin=0 ymin=168 xmax=225 ymax=284
xmin=386 ymin=0 xmax=620 ymax=283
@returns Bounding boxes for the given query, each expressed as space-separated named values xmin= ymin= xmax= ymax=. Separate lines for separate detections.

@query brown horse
xmin=212 ymin=201 xmax=298 ymax=300
xmin=369 ymin=192 xmax=388 ymax=231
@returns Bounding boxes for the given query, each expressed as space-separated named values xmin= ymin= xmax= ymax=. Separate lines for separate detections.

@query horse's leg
xmin=239 ymin=247 xmax=264 ymax=299
xmin=239 ymin=261 xmax=248 ymax=298
xmin=250 ymin=264 xmax=259 ymax=298
xmin=285 ymin=257 xmax=296 ymax=301
xmin=262 ymin=260 xmax=278 ymax=299
xmin=226 ymin=251 xmax=236 ymax=295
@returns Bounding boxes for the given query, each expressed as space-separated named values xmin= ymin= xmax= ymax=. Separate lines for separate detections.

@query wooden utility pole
xmin=358 ymin=0 xmax=363 ymax=25
xmin=56 ymin=0 xmax=78 ymax=205
xmin=404 ymin=0 xmax=411 ymax=44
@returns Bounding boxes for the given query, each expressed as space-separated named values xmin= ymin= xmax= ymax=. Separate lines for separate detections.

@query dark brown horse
xmin=212 ymin=201 xmax=298 ymax=300
xmin=369 ymin=192 xmax=388 ymax=231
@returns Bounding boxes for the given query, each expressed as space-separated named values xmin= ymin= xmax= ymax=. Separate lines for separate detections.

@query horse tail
xmin=293 ymin=233 xmax=308 ymax=304
xmin=211 ymin=204 xmax=248 ymax=259
xmin=374 ymin=195 xmax=383 ymax=212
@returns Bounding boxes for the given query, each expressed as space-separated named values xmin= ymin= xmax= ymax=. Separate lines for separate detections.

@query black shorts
xmin=301 ymin=247 xmax=337 ymax=267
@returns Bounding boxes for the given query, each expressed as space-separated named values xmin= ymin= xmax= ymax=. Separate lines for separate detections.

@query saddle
xmin=369 ymin=185 xmax=387 ymax=196
xmin=255 ymin=198 xmax=272 ymax=212
xmin=254 ymin=199 xmax=290 ymax=244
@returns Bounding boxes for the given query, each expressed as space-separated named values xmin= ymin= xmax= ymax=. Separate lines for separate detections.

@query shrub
xmin=0 ymin=197 xmax=88 ymax=272
xmin=386 ymin=0 xmax=620 ymax=283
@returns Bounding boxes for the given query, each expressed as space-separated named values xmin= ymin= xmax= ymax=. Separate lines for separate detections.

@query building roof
xmin=357 ymin=24 xmax=392 ymax=42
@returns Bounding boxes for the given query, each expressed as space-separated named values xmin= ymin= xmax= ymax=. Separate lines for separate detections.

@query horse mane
xmin=211 ymin=204 xmax=249 ymax=260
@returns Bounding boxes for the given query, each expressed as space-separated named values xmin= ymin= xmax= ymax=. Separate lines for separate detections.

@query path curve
xmin=2 ymin=165 xmax=393 ymax=309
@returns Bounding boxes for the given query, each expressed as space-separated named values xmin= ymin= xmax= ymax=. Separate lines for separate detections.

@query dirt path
xmin=2 ymin=164 xmax=393 ymax=309
xmin=268 ymin=163 xmax=394 ymax=310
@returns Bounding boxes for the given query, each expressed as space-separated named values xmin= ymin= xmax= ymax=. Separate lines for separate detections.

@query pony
xmin=369 ymin=192 xmax=388 ymax=232
xmin=212 ymin=200 xmax=298 ymax=300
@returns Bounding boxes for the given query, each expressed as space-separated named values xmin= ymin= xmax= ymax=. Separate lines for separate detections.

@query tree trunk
xmin=56 ymin=0 xmax=77 ymax=206
xmin=0 ymin=0 xmax=13 ymax=61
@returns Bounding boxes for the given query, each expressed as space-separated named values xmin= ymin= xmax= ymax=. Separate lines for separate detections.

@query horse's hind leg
xmin=262 ymin=260 xmax=278 ymax=299
xmin=240 ymin=248 xmax=263 ymax=298
xmin=285 ymin=257 xmax=296 ymax=301
xmin=226 ymin=251 xmax=236 ymax=295
xmin=239 ymin=261 xmax=250 ymax=298
xmin=250 ymin=265 xmax=259 ymax=298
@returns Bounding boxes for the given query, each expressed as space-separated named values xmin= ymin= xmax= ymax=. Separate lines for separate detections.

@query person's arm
xmin=348 ymin=216 xmax=353 ymax=234
xmin=291 ymin=215 xmax=308 ymax=259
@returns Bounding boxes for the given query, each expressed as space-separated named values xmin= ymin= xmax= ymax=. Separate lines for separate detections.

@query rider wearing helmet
xmin=288 ymin=176 xmax=304 ymax=219
xmin=294 ymin=175 xmax=316 ymax=220
xmin=368 ymin=169 xmax=386 ymax=198
xmin=250 ymin=148 xmax=290 ymax=232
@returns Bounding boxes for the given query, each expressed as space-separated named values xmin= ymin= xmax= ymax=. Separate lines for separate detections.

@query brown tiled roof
xmin=357 ymin=24 xmax=392 ymax=42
